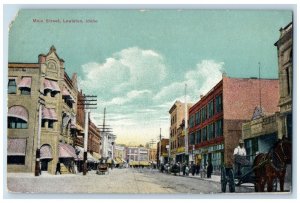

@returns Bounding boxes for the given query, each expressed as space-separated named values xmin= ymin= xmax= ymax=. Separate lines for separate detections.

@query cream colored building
xmin=274 ymin=22 xmax=293 ymax=140
xmin=168 ymin=101 xmax=193 ymax=163
xmin=8 ymin=46 xmax=78 ymax=174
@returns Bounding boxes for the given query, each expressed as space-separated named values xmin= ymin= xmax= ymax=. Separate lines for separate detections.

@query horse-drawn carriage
xmin=96 ymin=158 xmax=109 ymax=175
xmin=221 ymin=137 xmax=291 ymax=193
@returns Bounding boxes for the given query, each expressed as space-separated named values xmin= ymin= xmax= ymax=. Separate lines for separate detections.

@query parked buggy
xmin=96 ymin=158 xmax=109 ymax=175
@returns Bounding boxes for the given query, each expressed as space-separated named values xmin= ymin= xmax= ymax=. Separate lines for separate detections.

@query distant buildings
xmin=126 ymin=146 xmax=150 ymax=167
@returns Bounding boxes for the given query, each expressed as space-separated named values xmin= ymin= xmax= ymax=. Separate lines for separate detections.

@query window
xmin=7 ymin=156 xmax=25 ymax=165
xmin=207 ymin=124 xmax=214 ymax=140
xmin=189 ymin=133 xmax=195 ymax=145
xmin=189 ymin=115 xmax=195 ymax=128
xmin=20 ymin=87 xmax=31 ymax=95
xmin=48 ymin=120 xmax=54 ymax=128
xmin=215 ymin=120 xmax=223 ymax=137
xmin=42 ymin=120 xmax=46 ymax=127
xmin=208 ymin=101 xmax=214 ymax=118
xmin=286 ymin=68 xmax=290 ymax=95
xmin=8 ymin=117 xmax=28 ymax=129
xmin=216 ymin=94 xmax=223 ymax=113
xmin=196 ymin=130 xmax=201 ymax=144
xmin=195 ymin=111 xmax=200 ymax=125
xmin=201 ymin=127 xmax=207 ymax=142
xmin=201 ymin=106 xmax=207 ymax=122
xmin=8 ymin=79 xmax=17 ymax=94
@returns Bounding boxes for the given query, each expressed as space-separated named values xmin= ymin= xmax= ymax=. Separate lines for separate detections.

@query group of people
xmin=160 ymin=161 xmax=213 ymax=178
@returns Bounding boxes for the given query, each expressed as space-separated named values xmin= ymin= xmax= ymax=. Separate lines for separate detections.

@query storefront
xmin=199 ymin=143 xmax=224 ymax=172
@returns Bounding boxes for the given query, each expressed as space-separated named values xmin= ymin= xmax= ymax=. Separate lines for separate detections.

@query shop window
xmin=8 ymin=79 xmax=17 ymax=94
xmin=7 ymin=156 xmax=25 ymax=165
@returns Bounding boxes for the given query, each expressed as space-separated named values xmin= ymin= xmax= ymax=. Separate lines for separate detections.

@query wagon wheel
xmin=221 ymin=167 xmax=227 ymax=193
xmin=228 ymin=168 xmax=235 ymax=193
xmin=272 ymin=178 xmax=278 ymax=192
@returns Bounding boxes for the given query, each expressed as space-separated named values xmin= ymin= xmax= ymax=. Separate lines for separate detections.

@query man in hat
xmin=233 ymin=139 xmax=246 ymax=156
xmin=233 ymin=139 xmax=247 ymax=176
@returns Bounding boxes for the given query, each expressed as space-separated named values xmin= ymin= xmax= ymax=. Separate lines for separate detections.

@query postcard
xmin=6 ymin=8 xmax=293 ymax=195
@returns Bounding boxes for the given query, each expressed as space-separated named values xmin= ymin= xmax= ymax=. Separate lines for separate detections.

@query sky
xmin=8 ymin=9 xmax=292 ymax=146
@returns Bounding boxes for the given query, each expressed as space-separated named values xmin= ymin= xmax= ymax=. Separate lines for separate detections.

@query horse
xmin=253 ymin=137 xmax=292 ymax=192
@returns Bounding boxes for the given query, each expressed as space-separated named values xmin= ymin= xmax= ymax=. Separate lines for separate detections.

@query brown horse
xmin=253 ymin=137 xmax=292 ymax=192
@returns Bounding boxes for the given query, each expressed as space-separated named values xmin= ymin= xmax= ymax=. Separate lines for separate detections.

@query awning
xmin=59 ymin=143 xmax=77 ymax=159
xmin=70 ymin=116 xmax=76 ymax=129
xmin=42 ymin=108 xmax=58 ymax=120
xmin=40 ymin=145 xmax=52 ymax=159
xmin=18 ymin=77 xmax=32 ymax=88
xmin=92 ymin=152 xmax=101 ymax=160
xmin=75 ymin=146 xmax=99 ymax=163
xmin=44 ymin=79 xmax=60 ymax=92
xmin=8 ymin=138 xmax=26 ymax=156
xmin=76 ymin=124 xmax=84 ymax=132
xmin=62 ymin=87 xmax=75 ymax=103
xmin=8 ymin=106 xmax=28 ymax=122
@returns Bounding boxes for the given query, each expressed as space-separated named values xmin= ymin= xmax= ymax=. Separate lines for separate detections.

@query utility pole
xmin=98 ymin=108 xmax=112 ymax=158
xmin=78 ymin=94 xmax=97 ymax=175
xmin=184 ymin=84 xmax=188 ymax=162
xmin=258 ymin=62 xmax=262 ymax=109
xmin=35 ymin=72 xmax=45 ymax=176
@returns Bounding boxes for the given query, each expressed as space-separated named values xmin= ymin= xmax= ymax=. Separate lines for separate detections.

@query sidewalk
xmin=190 ymin=174 xmax=221 ymax=183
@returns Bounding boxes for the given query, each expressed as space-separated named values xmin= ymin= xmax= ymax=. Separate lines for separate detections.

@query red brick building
xmin=157 ymin=138 xmax=169 ymax=165
xmin=188 ymin=76 xmax=279 ymax=171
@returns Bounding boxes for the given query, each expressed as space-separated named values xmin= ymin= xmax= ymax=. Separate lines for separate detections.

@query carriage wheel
xmin=272 ymin=178 xmax=278 ymax=192
xmin=221 ymin=167 xmax=227 ymax=193
xmin=228 ymin=168 xmax=235 ymax=193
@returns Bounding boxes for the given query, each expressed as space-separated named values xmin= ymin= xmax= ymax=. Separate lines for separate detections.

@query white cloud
xmin=153 ymin=60 xmax=225 ymax=103
xmin=79 ymin=47 xmax=167 ymax=96
xmin=102 ymin=89 xmax=152 ymax=106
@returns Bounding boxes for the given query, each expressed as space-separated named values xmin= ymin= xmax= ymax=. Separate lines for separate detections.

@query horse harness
xmin=257 ymin=142 xmax=287 ymax=173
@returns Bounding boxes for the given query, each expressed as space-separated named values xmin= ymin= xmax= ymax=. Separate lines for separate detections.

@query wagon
xmin=96 ymin=158 xmax=109 ymax=175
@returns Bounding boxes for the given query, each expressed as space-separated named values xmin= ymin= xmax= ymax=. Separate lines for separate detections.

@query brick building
xmin=188 ymin=76 xmax=279 ymax=172
xmin=156 ymin=138 xmax=169 ymax=165
xmin=8 ymin=46 xmax=78 ymax=174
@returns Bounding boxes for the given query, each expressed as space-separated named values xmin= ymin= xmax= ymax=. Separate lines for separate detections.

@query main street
xmin=7 ymin=167 xmax=255 ymax=194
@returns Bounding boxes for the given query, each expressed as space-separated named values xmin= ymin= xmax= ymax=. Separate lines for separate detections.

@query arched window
xmin=8 ymin=106 xmax=28 ymax=129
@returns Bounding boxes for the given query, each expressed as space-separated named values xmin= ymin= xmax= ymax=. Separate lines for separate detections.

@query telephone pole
xmin=78 ymin=94 xmax=97 ymax=175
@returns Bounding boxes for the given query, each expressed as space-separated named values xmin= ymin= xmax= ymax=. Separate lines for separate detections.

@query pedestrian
xmin=191 ymin=162 xmax=196 ymax=176
xmin=182 ymin=163 xmax=186 ymax=176
xmin=55 ymin=162 xmax=61 ymax=175
xmin=196 ymin=163 xmax=200 ymax=176
xmin=206 ymin=161 xmax=213 ymax=178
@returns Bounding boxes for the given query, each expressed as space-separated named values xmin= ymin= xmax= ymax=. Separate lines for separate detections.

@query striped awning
xmin=8 ymin=106 xmax=28 ymax=122
xmin=42 ymin=108 xmax=58 ymax=120
xmin=8 ymin=138 xmax=26 ymax=156
xmin=58 ymin=143 xmax=77 ymax=159
xmin=18 ymin=77 xmax=32 ymax=88
xmin=74 ymin=146 xmax=99 ymax=163
xmin=92 ymin=152 xmax=101 ymax=160
xmin=62 ymin=87 xmax=75 ymax=103
xmin=40 ymin=145 xmax=52 ymax=159
xmin=44 ymin=79 xmax=60 ymax=92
